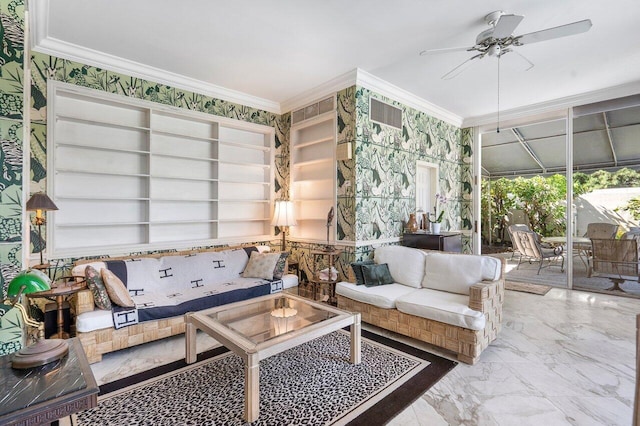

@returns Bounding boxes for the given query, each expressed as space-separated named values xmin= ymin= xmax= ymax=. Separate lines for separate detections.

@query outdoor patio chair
xmin=512 ymin=230 xmax=565 ymax=274
xmin=589 ymin=238 xmax=640 ymax=292
xmin=507 ymin=224 xmax=531 ymax=260
xmin=576 ymin=222 xmax=619 ymax=268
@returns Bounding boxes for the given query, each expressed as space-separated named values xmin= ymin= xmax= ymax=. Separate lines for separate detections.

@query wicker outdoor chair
xmin=512 ymin=230 xmax=565 ymax=274
xmin=590 ymin=238 xmax=640 ymax=292
xmin=575 ymin=222 xmax=619 ymax=264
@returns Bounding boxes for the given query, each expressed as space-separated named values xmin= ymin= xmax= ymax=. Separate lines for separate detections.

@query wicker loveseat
xmin=336 ymin=245 xmax=504 ymax=364
xmin=70 ymin=245 xmax=298 ymax=363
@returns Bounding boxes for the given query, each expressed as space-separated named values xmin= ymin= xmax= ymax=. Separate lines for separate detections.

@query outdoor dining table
xmin=542 ymin=236 xmax=592 ymax=269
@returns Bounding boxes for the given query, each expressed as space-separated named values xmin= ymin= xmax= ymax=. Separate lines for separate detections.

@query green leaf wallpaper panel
xmin=354 ymin=86 xmax=473 ymax=251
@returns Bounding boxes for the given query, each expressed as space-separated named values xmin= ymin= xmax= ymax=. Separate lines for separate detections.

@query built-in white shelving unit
xmin=289 ymin=97 xmax=337 ymax=243
xmin=48 ymin=82 xmax=274 ymax=257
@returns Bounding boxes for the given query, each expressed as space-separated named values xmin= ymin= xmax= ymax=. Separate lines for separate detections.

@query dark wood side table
xmin=28 ymin=278 xmax=87 ymax=339
xmin=0 ymin=337 xmax=98 ymax=426
xmin=309 ymin=249 xmax=342 ymax=305
xmin=402 ymin=231 xmax=463 ymax=252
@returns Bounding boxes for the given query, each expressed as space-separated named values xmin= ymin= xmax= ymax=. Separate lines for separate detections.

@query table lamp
xmin=25 ymin=192 xmax=59 ymax=268
xmin=271 ymin=200 xmax=297 ymax=252
xmin=7 ymin=269 xmax=69 ymax=369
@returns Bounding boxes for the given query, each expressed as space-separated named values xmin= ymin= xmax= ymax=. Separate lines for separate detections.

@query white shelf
xmin=219 ymin=159 xmax=271 ymax=168
xmin=290 ymin=111 xmax=336 ymax=242
xmin=151 ymin=129 xmax=218 ymax=143
xmin=151 ymin=197 xmax=218 ymax=202
xmin=293 ymin=135 xmax=333 ymax=149
xmin=56 ymin=169 xmax=151 ymax=178
xmin=152 ymin=175 xmax=219 ymax=183
xmin=57 ymin=142 xmax=150 ymax=155
xmin=49 ymin=81 xmax=275 ymax=258
xmin=292 ymin=158 xmax=332 ymax=168
xmin=56 ymin=195 xmax=150 ymax=201
xmin=218 ymin=179 xmax=269 ymax=185
xmin=219 ymin=140 xmax=269 ymax=152
xmin=57 ymin=114 xmax=150 ymax=132
xmin=151 ymin=152 xmax=219 ymax=163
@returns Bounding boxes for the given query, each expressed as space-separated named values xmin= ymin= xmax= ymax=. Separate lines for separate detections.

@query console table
xmin=402 ymin=232 xmax=462 ymax=252
xmin=0 ymin=338 xmax=98 ymax=426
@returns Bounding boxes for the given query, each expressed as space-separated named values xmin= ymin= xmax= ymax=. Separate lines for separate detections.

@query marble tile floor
xmin=90 ymin=288 xmax=640 ymax=426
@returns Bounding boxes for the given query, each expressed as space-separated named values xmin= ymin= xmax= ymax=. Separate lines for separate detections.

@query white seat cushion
xmin=374 ymin=245 xmax=427 ymax=288
xmin=76 ymin=309 xmax=114 ymax=333
xmin=395 ymin=288 xmax=485 ymax=331
xmin=336 ymin=282 xmax=416 ymax=309
xmin=281 ymin=274 xmax=298 ymax=289
xmin=422 ymin=253 xmax=501 ymax=295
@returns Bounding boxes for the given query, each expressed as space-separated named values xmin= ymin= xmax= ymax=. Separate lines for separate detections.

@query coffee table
xmin=185 ymin=293 xmax=361 ymax=422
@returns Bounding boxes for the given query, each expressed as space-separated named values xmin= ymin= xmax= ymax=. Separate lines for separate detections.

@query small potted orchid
xmin=429 ymin=193 xmax=448 ymax=234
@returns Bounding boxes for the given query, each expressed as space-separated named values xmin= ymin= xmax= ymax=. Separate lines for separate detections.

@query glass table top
xmin=204 ymin=295 xmax=340 ymax=345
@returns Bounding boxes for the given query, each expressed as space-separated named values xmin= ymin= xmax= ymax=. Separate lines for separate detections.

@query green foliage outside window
xmin=482 ymin=168 xmax=640 ymax=245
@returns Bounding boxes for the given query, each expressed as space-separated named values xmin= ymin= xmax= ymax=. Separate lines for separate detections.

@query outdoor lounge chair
xmin=590 ymin=238 xmax=640 ymax=292
xmin=507 ymin=224 xmax=532 ymax=260
xmin=512 ymin=230 xmax=565 ymax=274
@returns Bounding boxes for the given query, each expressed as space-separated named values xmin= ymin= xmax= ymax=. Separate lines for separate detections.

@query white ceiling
xmin=33 ymin=0 xmax=640 ymax=125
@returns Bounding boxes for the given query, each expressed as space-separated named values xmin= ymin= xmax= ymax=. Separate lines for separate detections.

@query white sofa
xmin=336 ymin=245 xmax=504 ymax=364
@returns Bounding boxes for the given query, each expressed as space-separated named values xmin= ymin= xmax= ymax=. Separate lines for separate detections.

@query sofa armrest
xmin=70 ymin=289 xmax=95 ymax=316
xmin=469 ymin=256 xmax=505 ymax=314
xmin=469 ymin=279 xmax=504 ymax=313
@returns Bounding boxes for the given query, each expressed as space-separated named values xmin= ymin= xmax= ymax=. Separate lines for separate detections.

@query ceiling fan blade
xmin=442 ymin=53 xmax=485 ymax=80
xmin=420 ymin=46 xmax=475 ymax=56
xmin=515 ymin=19 xmax=592 ymax=45
xmin=501 ymin=48 xmax=534 ymax=71
xmin=492 ymin=14 xmax=524 ymax=38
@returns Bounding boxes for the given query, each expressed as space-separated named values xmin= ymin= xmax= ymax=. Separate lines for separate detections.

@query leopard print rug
xmin=74 ymin=331 xmax=451 ymax=425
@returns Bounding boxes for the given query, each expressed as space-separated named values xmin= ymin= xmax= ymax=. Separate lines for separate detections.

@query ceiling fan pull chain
xmin=497 ymin=54 xmax=501 ymax=133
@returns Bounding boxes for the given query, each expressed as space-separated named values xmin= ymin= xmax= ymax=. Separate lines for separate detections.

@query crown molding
xmin=280 ymin=69 xmax=358 ymax=114
xmin=29 ymin=0 xmax=280 ymax=114
xmin=355 ymin=69 xmax=463 ymax=127
xmin=463 ymin=80 xmax=640 ymax=128
xmin=280 ymin=68 xmax=464 ymax=128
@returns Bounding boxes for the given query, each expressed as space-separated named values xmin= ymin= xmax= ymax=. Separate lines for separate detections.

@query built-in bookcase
xmin=48 ymin=82 xmax=274 ymax=258
xmin=289 ymin=99 xmax=336 ymax=243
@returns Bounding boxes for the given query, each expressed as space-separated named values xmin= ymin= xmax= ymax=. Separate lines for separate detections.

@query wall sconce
xmin=271 ymin=200 xmax=297 ymax=252
xmin=25 ymin=192 xmax=58 ymax=268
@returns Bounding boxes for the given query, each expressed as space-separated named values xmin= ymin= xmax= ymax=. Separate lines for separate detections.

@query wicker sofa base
xmin=337 ymin=290 xmax=502 ymax=364
xmin=77 ymin=316 xmax=186 ymax=364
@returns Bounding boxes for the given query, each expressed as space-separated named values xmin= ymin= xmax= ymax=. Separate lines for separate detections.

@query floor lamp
xmin=272 ymin=200 xmax=297 ymax=252
xmin=25 ymin=192 xmax=59 ymax=269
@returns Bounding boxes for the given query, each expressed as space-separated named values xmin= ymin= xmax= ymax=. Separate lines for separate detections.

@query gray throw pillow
xmin=362 ymin=263 xmax=394 ymax=287
xmin=351 ymin=260 xmax=375 ymax=285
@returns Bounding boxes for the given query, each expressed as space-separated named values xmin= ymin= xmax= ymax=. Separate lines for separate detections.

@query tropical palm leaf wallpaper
xmin=0 ymin=0 xmax=473 ymax=297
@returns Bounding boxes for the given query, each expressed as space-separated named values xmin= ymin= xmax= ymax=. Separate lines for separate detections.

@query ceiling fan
xmin=421 ymin=11 xmax=593 ymax=80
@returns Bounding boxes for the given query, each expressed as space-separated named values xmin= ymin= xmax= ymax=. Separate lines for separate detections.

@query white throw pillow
xmin=242 ymin=251 xmax=281 ymax=280
xmin=374 ymin=245 xmax=427 ymax=288
xmin=422 ymin=252 xmax=501 ymax=295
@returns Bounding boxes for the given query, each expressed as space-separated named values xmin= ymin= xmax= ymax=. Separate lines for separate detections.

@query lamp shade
xmin=271 ymin=200 xmax=297 ymax=227
xmin=7 ymin=269 xmax=52 ymax=297
xmin=25 ymin=193 xmax=58 ymax=212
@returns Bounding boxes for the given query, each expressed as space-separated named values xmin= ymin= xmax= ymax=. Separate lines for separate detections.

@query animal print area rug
xmin=73 ymin=330 xmax=456 ymax=426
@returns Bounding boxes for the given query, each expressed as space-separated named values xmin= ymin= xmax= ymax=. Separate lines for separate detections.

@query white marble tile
xmin=85 ymin=287 xmax=639 ymax=425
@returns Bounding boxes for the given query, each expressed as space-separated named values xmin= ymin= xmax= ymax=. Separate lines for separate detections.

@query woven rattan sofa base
xmin=336 ymin=279 xmax=504 ymax=364
xmin=77 ymin=316 xmax=186 ymax=363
